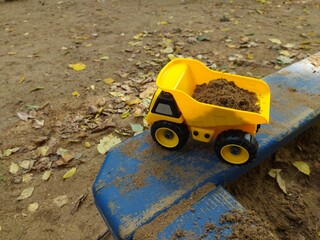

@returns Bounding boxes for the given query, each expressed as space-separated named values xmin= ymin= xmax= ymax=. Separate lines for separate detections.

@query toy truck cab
xmin=145 ymin=58 xmax=270 ymax=164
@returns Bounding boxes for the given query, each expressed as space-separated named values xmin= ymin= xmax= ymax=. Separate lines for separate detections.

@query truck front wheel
xmin=214 ymin=130 xmax=258 ymax=164
xmin=151 ymin=121 xmax=189 ymax=150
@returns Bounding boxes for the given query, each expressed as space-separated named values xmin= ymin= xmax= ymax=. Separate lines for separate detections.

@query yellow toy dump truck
xmin=145 ymin=58 xmax=270 ymax=164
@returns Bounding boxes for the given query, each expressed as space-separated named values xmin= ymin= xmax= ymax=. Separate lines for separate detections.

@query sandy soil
xmin=0 ymin=0 xmax=319 ymax=239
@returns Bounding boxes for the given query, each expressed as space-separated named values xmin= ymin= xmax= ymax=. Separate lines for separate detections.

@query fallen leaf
xmin=279 ymin=50 xmax=291 ymax=57
xmin=32 ymin=119 xmax=45 ymax=129
xmin=132 ymin=107 xmax=143 ymax=117
xmin=157 ymin=21 xmax=168 ymax=25
xmin=97 ymin=134 xmax=121 ymax=154
xmin=27 ymin=202 xmax=39 ymax=213
xmin=19 ymin=74 xmax=26 ymax=84
xmin=42 ymin=170 xmax=52 ymax=181
xmin=130 ymin=123 xmax=144 ymax=133
xmin=9 ymin=163 xmax=19 ymax=174
xmin=85 ymin=141 xmax=91 ymax=148
xmin=277 ymin=55 xmax=294 ymax=65
xmin=162 ymin=47 xmax=173 ymax=54
xmin=109 ymin=91 xmax=124 ymax=97
xmin=283 ymin=43 xmax=295 ymax=49
xmin=20 ymin=160 xmax=31 ymax=170
xmin=72 ymin=91 xmax=80 ymax=97
xmin=30 ymin=87 xmax=44 ymax=92
xmin=36 ymin=146 xmax=49 ymax=157
xmin=16 ymin=112 xmax=29 ymax=121
xmin=103 ymin=78 xmax=115 ymax=85
xmin=128 ymin=41 xmax=143 ymax=46
xmin=61 ymin=152 xmax=75 ymax=162
xmin=126 ymin=97 xmax=141 ymax=106
xmin=63 ymin=167 xmax=77 ymax=179
xmin=268 ymin=169 xmax=287 ymax=194
xmin=197 ymin=35 xmax=210 ymax=41
xmin=3 ymin=147 xmax=20 ymax=157
xmin=53 ymin=195 xmax=68 ymax=208
xmin=121 ymin=110 xmax=130 ymax=119
xmin=167 ymin=54 xmax=177 ymax=60
xmin=139 ymin=86 xmax=156 ymax=98
xmin=71 ymin=193 xmax=88 ymax=214
xmin=100 ymin=56 xmax=109 ymax=61
xmin=269 ymin=38 xmax=282 ymax=45
xmin=292 ymin=161 xmax=310 ymax=175
xmin=247 ymin=53 xmax=254 ymax=60
xmin=22 ymin=174 xmax=33 ymax=183
xmin=69 ymin=63 xmax=86 ymax=71
xmin=17 ymin=187 xmax=35 ymax=201
xmin=56 ymin=148 xmax=68 ymax=156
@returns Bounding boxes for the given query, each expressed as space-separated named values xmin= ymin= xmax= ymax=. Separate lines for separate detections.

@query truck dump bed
xmin=156 ymin=58 xmax=270 ymax=128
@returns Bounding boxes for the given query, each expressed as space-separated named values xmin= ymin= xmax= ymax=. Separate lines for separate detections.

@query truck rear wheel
xmin=151 ymin=121 xmax=189 ymax=150
xmin=214 ymin=130 xmax=258 ymax=164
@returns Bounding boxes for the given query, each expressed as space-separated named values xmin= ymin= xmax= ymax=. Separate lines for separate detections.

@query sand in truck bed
xmin=192 ymin=79 xmax=260 ymax=113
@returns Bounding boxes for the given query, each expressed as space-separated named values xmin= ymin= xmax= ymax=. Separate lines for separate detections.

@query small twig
xmin=96 ymin=229 xmax=111 ymax=240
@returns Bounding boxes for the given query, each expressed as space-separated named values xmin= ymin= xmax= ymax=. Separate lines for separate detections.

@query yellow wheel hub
xmin=155 ymin=128 xmax=179 ymax=148
xmin=220 ymin=144 xmax=249 ymax=164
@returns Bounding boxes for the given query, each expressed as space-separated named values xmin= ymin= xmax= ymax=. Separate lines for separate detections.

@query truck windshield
xmin=152 ymin=91 xmax=181 ymax=118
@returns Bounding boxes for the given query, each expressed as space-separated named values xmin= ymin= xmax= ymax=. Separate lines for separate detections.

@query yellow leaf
xmin=85 ymin=141 xmax=91 ymax=148
xmin=30 ymin=87 xmax=44 ymax=92
xmin=128 ymin=41 xmax=143 ymax=46
xmin=121 ymin=111 xmax=130 ymax=119
xmin=167 ymin=54 xmax=177 ymax=60
xmin=36 ymin=146 xmax=48 ymax=157
xmin=72 ymin=91 xmax=80 ymax=97
xmin=268 ymin=169 xmax=287 ymax=194
xmin=42 ymin=170 xmax=51 ymax=181
xmin=27 ymin=202 xmax=39 ymax=213
xmin=126 ymin=97 xmax=141 ymax=106
xmin=133 ymin=33 xmax=143 ymax=40
xmin=22 ymin=174 xmax=33 ymax=183
xmin=247 ymin=53 xmax=254 ymax=60
xmin=69 ymin=63 xmax=86 ymax=71
xmin=103 ymin=78 xmax=115 ymax=85
xmin=19 ymin=74 xmax=26 ymax=84
xmin=109 ymin=92 xmax=124 ymax=97
xmin=63 ymin=167 xmax=77 ymax=179
xmin=9 ymin=163 xmax=19 ymax=174
xmin=269 ymin=38 xmax=282 ymax=45
xmin=292 ymin=161 xmax=310 ymax=175
xmin=276 ymin=171 xmax=287 ymax=194
xmin=157 ymin=21 xmax=168 ymax=25
xmin=220 ymin=28 xmax=230 ymax=32
xmin=97 ymin=134 xmax=121 ymax=154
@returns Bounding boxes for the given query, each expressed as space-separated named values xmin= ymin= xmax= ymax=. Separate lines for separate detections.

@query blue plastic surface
xmin=93 ymin=53 xmax=320 ymax=239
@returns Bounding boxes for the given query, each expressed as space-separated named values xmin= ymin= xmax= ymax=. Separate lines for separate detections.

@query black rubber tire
xmin=150 ymin=121 xmax=189 ymax=150
xmin=214 ymin=130 xmax=258 ymax=164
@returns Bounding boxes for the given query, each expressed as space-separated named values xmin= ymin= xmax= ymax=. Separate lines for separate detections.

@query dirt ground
xmin=0 ymin=0 xmax=319 ymax=239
